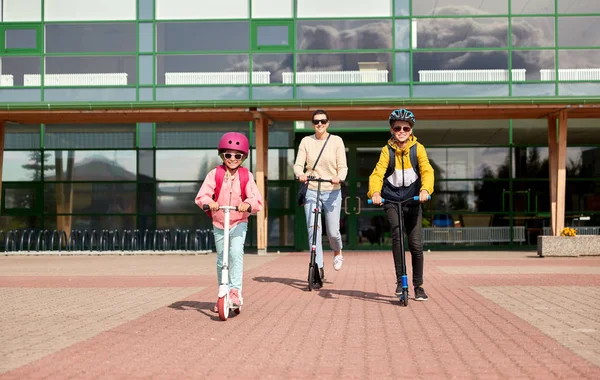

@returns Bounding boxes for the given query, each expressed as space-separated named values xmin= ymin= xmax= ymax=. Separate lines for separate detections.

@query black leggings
xmin=384 ymin=203 xmax=424 ymax=288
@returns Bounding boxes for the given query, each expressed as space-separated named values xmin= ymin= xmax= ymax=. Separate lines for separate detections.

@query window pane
xmin=5 ymin=123 xmax=40 ymax=149
xmin=155 ymin=122 xmax=249 ymax=148
xmin=156 ymin=150 xmax=223 ymax=181
xmin=157 ymin=22 xmax=249 ymax=52
xmin=415 ymin=18 xmax=508 ymax=49
xmin=252 ymin=0 xmax=293 ymax=18
xmin=44 ymin=88 xmax=136 ymax=102
xmin=413 ymin=51 xmax=509 ymax=82
xmin=157 ymin=182 xmax=200 ymax=213
xmin=512 ymin=83 xmax=555 ymax=96
xmin=557 ymin=50 xmax=600 ymax=80
xmin=0 ymin=88 xmax=41 ymax=101
xmin=44 ymin=215 xmax=137 ymax=231
xmin=512 ymin=17 xmax=554 ymax=47
xmin=138 ymin=123 xmax=154 ymax=148
xmin=567 ymin=180 xmax=600 ymax=213
xmin=2 ymin=151 xmax=41 ymax=181
xmin=44 ymin=124 xmax=136 ymax=149
xmin=43 ymin=56 xmax=136 ymax=86
xmin=45 ymin=23 xmax=136 ymax=53
xmin=156 ymin=214 xmax=213 ymax=230
xmin=513 ymin=148 xmax=595 ymax=179
xmin=44 ymin=0 xmax=136 ymax=21
xmin=395 ymin=20 xmax=409 ymax=49
xmin=139 ymin=23 xmax=154 ymax=53
xmin=511 ymin=0 xmax=554 ymax=14
xmin=296 ymin=85 xmax=409 ymax=99
xmin=257 ymin=26 xmax=289 ymax=46
xmin=568 ymin=119 xmax=600 ymax=146
xmin=512 ymin=50 xmax=555 ymax=81
xmin=5 ymin=29 xmax=37 ymax=49
xmin=413 ymin=0 xmax=507 ymax=15
xmin=512 ymin=119 xmax=547 ymax=145
xmin=249 ymin=149 xmax=295 ymax=180
xmin=558 ymin=17 xmax=600 ymax=47
xmin=4 ymin=188 xmax=35 ymax=209
xmin=394 ymin=0 xmax=409 ymax=16
xmin=157 ymin=54 xmax=250 ymax=85
xmin=395 ymin=52 xmax=409 ymax=82
xmin=44 ymin=151 xmax=137 ymax=181
xmin=156 ymin=0 xmax=248 ymax=20
xmin=252 ymin=86 xmax=293 ymax=100
xmin=138 ymin=150 xmax=154 ymax=180
xmin=297 ymin=20 xmax=392 ymax=50
xmin=252 ymin=53 xmax=293 ymax=84
xmin=428 ymin=147 xmax=510 ymax=180
xmin=558 ymin=0 xmax=600 ymax=14
xmin=139 ymin=0 xmax=154 ymax=19
xmin=297 ymin=0 xmax=391 ymax=18
xmin=296 ymin=52 xmax=392 ymax=84
xmin=268 ymin=215 xmax=295 ymax=247
xmin=415 ymin=120 xmax=510 ymax=146
xmin=139 ymin=55 xmax=154 ymax=85
xmin=44 ymin=183 xmax=137 ymax=214
xmin=0 ymin=57 xmax=41 ymax=87
xmin=433 ymin=180 xmax=510 ymax=212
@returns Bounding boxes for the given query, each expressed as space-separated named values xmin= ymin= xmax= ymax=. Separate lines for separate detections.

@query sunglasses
xmin=312 ymin=119 xmax=329 ymax=125
xmin=223 ymin=153 xmax=243 ymax=160
xmin=392 ymin=126 xmax=412 ymax=133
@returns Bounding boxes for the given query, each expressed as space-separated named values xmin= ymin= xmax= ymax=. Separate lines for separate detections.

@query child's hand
xmin=237 ymin=202 xmax=250 ymax=213
xmin=209 ymin=202 xmax=220 ymax=211
xmin=371 ymin=192 xmax=383 ymax=205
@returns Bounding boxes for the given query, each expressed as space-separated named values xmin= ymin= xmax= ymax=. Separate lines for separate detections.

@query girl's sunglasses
xmin=223 ymin=153 xmax=243 ymax=160
xmin=392 ymin=126 xmax=412 ymax=133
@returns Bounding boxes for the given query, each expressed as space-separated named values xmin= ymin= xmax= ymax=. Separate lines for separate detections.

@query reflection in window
xmin=296 ymin=20 xmax=392 ymax=50
xmin=46 ymin=215 xmax=137 ymax=232
xmin=432 ymin=180 xmax=510 ymax=212
xmin=567 ymin=180 xmax=600 ymax=212
xmin=44 ymin=124 xmax=136 ymax=149
xmin=5 ymin=123 xmax=40 ymax=149
xmin=157 ymin=54 xmax=251 ymax=85
xmin=512 ymin=50 xmax=555 ymax=81
xmin=252 ymin=54 xmax=293 ymax=84
xmin=157 ymin=183 xmax=201 ymax=213
xmin=511 ymin=0 xmax=554 ymax=14
xmin=156 ymin=122 xmax=249 ymax=148
xmin=412 ymin=0 xmax=507 ymax=16
xmin=156 ymin=22 xmax=249 ymax=52
xmin=415 ymin=120 xmax=509 ymax=145
xmin=395 ymin=20 xmax=409 ymax=49
xmin=0 ymin=57 xmax=41 ymax=87
xmin=156 ymin=150 xmax=243 ymax=181
xmin=294 ymin=52 xmax=391 ymax=84
xmin=42 ymin=56 xmax=136 ymax=86
xmin=5 ymin=29 xmax=37 ymax=50
xmin=44 ymin=183 xmax=137 ymax=214
xmin=44 ymin=151 xmax=137 ymax=181
xmin=156 ymin=215 xmax=213 ymax=230
xmin=5 ymin=188 xmax=35 ymax=209
xmin=428 ymin=148 xmax=510 ymax=180
xmin=558 ymin=17 xmax=600 ymax=48
xmin=413 ymin=51 xmax=509 ymax=82
xmin=554 ymin=50 xmax=600 ymax=81
xmin=514 ymin=147 xmax=600 ymax=179
xmin=511 ymin=17 xmax=554 ymax=47
xmin=415 ymin=18 xmax=508 ymax=49
xmin=249 ymin=149 xmax=295 ymax=180
xmin=296 ymin=0 xmax=391 ymax=18
xmin=558 ymin=0 xmax=600 ymax=14
xmin=268 ymin=215 xmax=295 ymax=246
xmin=45 ymin=23 xmax=136 ymax=53
xmin=257 ymin=26 xmax=289 ymax=46
xmin=568 ymin=119 xmax=600 ymax=145
xmin=2 ymin=151 xmax=42 ymax=181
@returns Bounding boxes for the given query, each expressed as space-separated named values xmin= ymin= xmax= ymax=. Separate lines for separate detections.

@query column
xmin=254 ymin=113 xmax=269 ymax=254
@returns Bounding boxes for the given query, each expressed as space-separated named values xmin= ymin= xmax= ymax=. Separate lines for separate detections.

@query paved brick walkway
xmin=0 ymin=251 xmax=599 ymax=379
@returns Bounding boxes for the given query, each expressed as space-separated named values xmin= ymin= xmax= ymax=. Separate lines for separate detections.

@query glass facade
xmin=1 ymin=1 xmax=599 ymax=250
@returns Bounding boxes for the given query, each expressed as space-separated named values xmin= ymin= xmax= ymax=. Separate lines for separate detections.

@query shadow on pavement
xmin=168 ymin=300 xmax=235 ymax=321
xmin=252 ymin=276 xmax=397 ymax=304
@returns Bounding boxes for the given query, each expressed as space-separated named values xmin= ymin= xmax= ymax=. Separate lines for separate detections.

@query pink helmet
xmin=218 ymin=132 xmax=249 ymax=155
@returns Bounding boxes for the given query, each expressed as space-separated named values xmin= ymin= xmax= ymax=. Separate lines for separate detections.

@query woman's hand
xmin=331 ymin=177 xmax=341 ymax=184
xmin=298 ymin=175 xmax=308 ymax=182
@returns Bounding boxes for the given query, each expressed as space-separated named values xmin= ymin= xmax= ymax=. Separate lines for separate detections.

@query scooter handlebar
xmin=202 ymin=204 xmax=252 ymax=212
xmin=300 ymin=176 xmax=334 ymax=183
xmin=367 ymin=196 xmax=430 ymax=205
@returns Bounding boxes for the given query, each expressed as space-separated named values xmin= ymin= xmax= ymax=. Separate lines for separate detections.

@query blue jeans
xmin=303 ymin=189 xmax=343 ymax=269
xmin=213 ymin=222 xmax=247 ymax=292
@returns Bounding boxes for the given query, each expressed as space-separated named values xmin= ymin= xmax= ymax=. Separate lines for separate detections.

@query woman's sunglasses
xmin=223 ymin=153 xmax=243 ymax=160
xmin=392 ymin=126 xmax=412 ymax=133
xmin=312 ymin=119 xmax=329 ymax=125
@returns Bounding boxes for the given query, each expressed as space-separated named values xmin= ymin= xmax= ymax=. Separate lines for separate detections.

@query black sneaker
xmin=319 ymin=267 xmax=325 ymax=282
xmin=395 ymin=282 xmax=403 ymax=296
xmin=414 ymin=287 xmax=429 ymax=301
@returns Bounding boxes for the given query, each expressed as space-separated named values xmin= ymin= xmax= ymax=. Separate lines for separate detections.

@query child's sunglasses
xmin=223 ymin=153 xmax=243 ymax=160
xmin=392 ymin=126 xmax=412 ymax=133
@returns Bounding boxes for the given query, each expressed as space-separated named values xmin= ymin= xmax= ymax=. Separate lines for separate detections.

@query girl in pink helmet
xmin=195 ymin=132 xmax=263 ymax=313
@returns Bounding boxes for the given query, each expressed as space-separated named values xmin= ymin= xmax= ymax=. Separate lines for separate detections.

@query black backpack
xmin=384 ymin=144 xmax=420 ymax=180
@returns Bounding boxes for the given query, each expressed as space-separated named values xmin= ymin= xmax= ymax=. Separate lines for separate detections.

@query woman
xmin=293 ymin=109 xmax=348 ymax=281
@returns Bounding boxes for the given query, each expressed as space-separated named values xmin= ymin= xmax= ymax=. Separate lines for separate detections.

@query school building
xmin=0 ymin=0 xmax=599 ymax=253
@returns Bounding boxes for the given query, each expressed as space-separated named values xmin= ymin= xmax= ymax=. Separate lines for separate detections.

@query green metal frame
xmin=0 ymin=23 xmax=43 ymax=55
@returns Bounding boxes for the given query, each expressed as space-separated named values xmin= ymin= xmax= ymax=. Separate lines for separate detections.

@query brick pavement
xmin=0 ymin=251 xmax=599 ymax=379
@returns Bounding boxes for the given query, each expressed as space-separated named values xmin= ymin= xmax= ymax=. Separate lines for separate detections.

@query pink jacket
xmin=195 ymin=168 xmax=263 ymax=230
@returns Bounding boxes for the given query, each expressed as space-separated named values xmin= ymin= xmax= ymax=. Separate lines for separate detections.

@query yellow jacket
xmin=367 ymin=135 xmax=434 ymax=198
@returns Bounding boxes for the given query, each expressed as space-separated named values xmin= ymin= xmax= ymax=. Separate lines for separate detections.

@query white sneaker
xmin=333 ymin=253 xmax=344 ymax=271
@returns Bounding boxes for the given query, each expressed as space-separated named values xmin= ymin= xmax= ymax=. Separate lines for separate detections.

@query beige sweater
xmin=293 ymin=134 xmax=348 ymax=191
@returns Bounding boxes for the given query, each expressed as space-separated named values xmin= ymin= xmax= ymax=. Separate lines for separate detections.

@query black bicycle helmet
xmin=388 ymin=109 xmax=416 ymax=127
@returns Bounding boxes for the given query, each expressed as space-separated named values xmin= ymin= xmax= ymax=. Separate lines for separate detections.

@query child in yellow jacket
xmin=368 ymin=109 xmax=434 ymax=301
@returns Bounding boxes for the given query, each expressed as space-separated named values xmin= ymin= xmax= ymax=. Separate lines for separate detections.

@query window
xmin=2 ymin=0 xmax=42 ymax=21
xmin=44 ymin=0 xmax=136 ymax=21
xmin=0 ymin=24 xmax=42 ymax=54
xmin=157 ymin=22 xmax=249 ymax=52
xmin=253 ymin=21 xmax=293 ymax=51
xmin=252 ymin=0 xmax=293 ymax=18
xmin=296 ymin=0 xmax=391 ymax=18
xmin=156 ymin=0 xmax=248 ymax=20
xmin=45 ymin=23 xmax=136 ymax=53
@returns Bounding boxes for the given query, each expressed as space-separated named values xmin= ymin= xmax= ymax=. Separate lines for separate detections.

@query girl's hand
xmin=237 ymin=202 xmax=250 ymax=213
xmin=209 ymin=202 xmax=220 ymax=211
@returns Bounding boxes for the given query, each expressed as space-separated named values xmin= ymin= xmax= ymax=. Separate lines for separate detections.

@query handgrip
xmin=367 ymin=195 xmax=430 ymax=204
xmin=202 ymin=204 xmax=252 ymax=212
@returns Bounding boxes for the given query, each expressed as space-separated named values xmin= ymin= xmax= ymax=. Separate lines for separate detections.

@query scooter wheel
xmin=234 ymin=307 xmax=241 ymax=315
xmin=402 ymin=289 xmax=409 ymax=307
xmin=218 ymin=296 xmax=229 ymax=321
xmin=308 ymin=266 xmax=315 ymax=291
